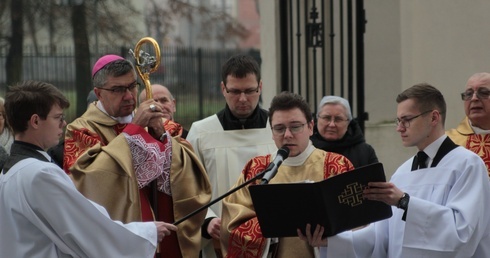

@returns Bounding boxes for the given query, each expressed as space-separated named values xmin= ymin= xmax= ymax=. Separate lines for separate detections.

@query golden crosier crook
xmin=131 ymin=37 xmax=161 ymax=100
xmin=130 ymin=37 xmax=162 ymax=257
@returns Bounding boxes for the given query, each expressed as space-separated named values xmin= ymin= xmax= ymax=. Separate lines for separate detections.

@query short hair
xmin=92 ymin=59 xmax=136 ymax=88
xmin=5 ymin=80 xmax=70 ymax=133
xmin=396 ymin=83 xmax=446 ymax=125
xmin=317 ymin=96 xmax=352 ymax=121
xmin=269 ymin=92 xmax=313 ymax=125
xmin=221 ymin=54 xmax=261 ymax=85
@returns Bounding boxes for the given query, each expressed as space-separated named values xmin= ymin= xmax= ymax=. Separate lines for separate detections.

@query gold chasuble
xmin=447 ymin=117 xmax=490 ymax=176
xmin=221 ymin=148 xmax=354 ymax=258
xmin=64 ymin=103 xmax=211 ymax=258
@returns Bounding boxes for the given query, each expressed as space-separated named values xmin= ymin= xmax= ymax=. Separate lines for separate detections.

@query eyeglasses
xmin=461 ymin=88 xmax=490 ymax=101
xmin=98 ymin=82 xmax=140 ymax=95
xmin=318 ymin=115 xmax=349 ymax=124
xmin=272 ymin=123 xmax=307 ymax=136
xmin=395 ymin=110 xmax=432 ymax=128
xmin=47 ymin=114 xmax=66 ymax=124
xmin=224 ymin=85 xmax=260 ymax=96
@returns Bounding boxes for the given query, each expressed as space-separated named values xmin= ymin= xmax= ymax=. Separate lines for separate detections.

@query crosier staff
xmin=130 ymin=37 xmax=162 ymax=258
xmin=130 ymin=37 xmax=161 ymax=99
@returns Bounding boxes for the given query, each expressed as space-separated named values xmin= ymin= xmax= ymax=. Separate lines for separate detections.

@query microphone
xmin=260 ymin=146 xmax=290 ymax=185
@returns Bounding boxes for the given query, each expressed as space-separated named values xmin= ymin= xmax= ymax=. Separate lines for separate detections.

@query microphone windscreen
xmin=278 ymin=146 xmax=290 ymax=159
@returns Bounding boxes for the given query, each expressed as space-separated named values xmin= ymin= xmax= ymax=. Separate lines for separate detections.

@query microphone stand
xmin=173 ymin=167 xmax=271 ymax=226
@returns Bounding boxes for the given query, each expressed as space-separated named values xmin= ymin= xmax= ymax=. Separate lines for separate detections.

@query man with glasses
xmin=305 ymin=83 xmax=490 ymax=257
xmin=311 ymin=95 xmax=378 ymax=168
xmin=186 ymin=54 xmax=277 ymax=257
xmin=0 ymin=80 xmax=178 ymax=257
xmin=47 ymin=90 xmax=98 ymax=168
xmin=220 ymin=91 xmax=353 ymax=257
xmin=64 ymin=55 xmax=211 ymax=258
xmin=447 ymin=72 xmax=490 ymax=176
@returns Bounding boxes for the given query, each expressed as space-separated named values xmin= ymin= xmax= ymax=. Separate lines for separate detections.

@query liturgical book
xmin=249 ymin=162 xmax=392 ymax=238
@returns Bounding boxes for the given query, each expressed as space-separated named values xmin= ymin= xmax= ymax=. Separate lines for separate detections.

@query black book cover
xmin=249 ymin=162 xmax=393 ymax=238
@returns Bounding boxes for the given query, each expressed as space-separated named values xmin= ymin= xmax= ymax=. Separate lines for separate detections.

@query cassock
xmin=0 ymin=142 xmax=158 ymax=258
xmin=447 ymin=116 xmax=490 ymax=176
xmin=64 ymin=102 xmax=211 ymax=258
xmin=324 ymin=136 xmax=490 ymax=258
xmin=221 ymin=143 xmax=354 ymax=258
xmin=186 ymin=114 xmax=277 ymax=257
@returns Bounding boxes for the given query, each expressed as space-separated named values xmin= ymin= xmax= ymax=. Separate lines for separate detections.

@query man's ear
xmin=31 ymin=114 xmax=40 ymax=128
xmin=434 ymin=110 xmax=439 ymax=121
xmin=93 ymin=88 xmax=103 ymax=100
xmin=220 ymin=81 xmax=226 ymax=95
xmin=431 ymin=110 xmax=441 ymax=125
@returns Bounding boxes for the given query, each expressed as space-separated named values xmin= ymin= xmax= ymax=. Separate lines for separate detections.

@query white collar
xmin=282 ymin=141 xmax=316 ymax=167
xmin=469 ymin=120 xmax=490 ymax=135
xmin=420 ymin=134 xmax=447 ymax=166
xmin=96 ymin=101 xmax=134 ymax=124
xmin=38 ymin=150 xmax=52 ymax=162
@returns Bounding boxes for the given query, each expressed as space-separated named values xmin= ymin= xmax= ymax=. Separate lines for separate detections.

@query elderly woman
xmin=0 ymin=97 xmax=14 ymax=170
xmin=311 ymin=95 xmax=378 ymax=167
xmin=0 ymin=97 xmax=13 ymax=153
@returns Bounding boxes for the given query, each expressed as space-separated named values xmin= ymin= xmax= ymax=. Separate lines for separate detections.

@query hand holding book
xmin=249 ymin=162 xmax=393 ymax=238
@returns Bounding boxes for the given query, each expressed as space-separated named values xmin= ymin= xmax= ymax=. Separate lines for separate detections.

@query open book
xmin=249 ymin=162 xmax=392 ymax=238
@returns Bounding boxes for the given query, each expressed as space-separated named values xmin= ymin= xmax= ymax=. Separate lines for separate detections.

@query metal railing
xmin=0 ymin=46 xmax=259 ymax=129
xmin=279 ymin=0 xmax=367 ymax=131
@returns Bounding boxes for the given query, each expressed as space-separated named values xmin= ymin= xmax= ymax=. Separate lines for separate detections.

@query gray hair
xmin=317 ymin=96 xmax=352 ymax=121
xmin=92 ymin=59 xmax=136 ymax=88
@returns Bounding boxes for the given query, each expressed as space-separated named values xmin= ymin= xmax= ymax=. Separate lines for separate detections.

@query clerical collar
xmin=96 ymin=101 xmax=134 ymax=124
xmin=282 ymin=141 xmax=316 ymax=167
xmin=469 ymin=120 xmax=490 ymax=135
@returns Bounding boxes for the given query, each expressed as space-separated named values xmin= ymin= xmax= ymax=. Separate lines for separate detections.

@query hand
xmin=132 ymin=99 xmax=167 ymax=139
xmin=207 ymin=217 xmax=221 ymax=239
xmin=154 ymin=221 xmax=178 ymax=242
xmin=363 ymin=182 xmax=404 ymax=206
xmin=297 ymin=224 xmax=327 ymax=247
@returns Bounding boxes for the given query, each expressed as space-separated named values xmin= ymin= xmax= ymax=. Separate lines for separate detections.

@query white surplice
xmin=0 ymin=157 xmax=158 ymax=258
xmin=186 ymin=114 xmax=277 ymax=257
xmin=324 ymin=140 xmax=490 ymax=258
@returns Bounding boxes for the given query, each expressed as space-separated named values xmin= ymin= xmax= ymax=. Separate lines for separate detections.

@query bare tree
xmin=86 ymin=0 xmax=141 ymax=51
xmin=71 ymin=1 xmax=91 ymax=116
xmin=1 ymin=0 xmax=258 ymax=97
xmin=1 ymin=0 xmax=142 ymax=98
xmin=144 ymin=0 xmax=251 ymax=47
xmin=0 ymin=0 xmax=10 ymax=50
xmin=6 ymin=0 xmax=23 ymax=88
